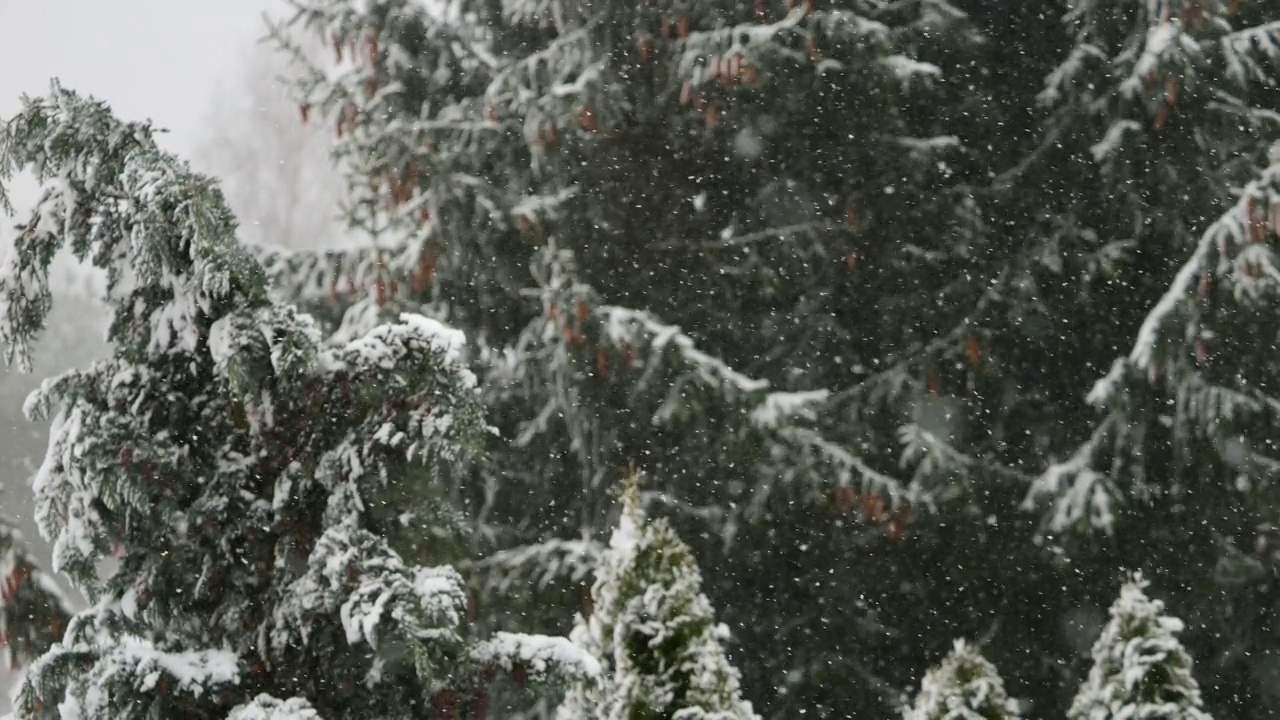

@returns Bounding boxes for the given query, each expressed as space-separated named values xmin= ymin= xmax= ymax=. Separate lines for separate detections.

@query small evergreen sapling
xmin=903 ymin=639 xmax=1019 ymax=720
xmin=1068 ymin=573 xmax=1211 ymax=720
xmin=558 ymin=475 xmax=757 ymax=720
xmin=0 ymin=83 xmax=596 ymax=719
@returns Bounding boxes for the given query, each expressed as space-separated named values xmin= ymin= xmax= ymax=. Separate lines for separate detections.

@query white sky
xmin=0 ymin=0 xmax=278 ymax=157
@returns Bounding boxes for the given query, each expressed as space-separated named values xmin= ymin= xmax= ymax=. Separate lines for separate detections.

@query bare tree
xmin=191 ymin=38 xmax=347 ymax=252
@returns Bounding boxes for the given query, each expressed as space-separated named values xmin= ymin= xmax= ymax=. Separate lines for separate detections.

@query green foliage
xmin=1026 ymin=0 xmax=1280 ymax=534
xmin=264 ymin=3 xmax=983 ymax=712
xmin=227 ymin=694 xmax=322 ymax=719
xmin=0 ymin=84 xmax=595 ymax=719
xmin=255 ymin=0 xmax=1280 ymax=716
xmin=904 ymin=640 xmax=1020 ymax=720
xmin=558 ymin=478 xmax=757 ymax=720
xmin=1068 ymin=573 xmax=1211 ymax=720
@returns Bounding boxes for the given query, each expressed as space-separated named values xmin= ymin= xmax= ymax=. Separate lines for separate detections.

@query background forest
xmin=1 ymin=0 xmax=1280 ymax=717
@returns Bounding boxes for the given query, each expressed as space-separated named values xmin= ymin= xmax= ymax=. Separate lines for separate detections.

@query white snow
xmin=472 ymin=631 xmax=601 ymax=679
xmin=1039 ymin=43 xmax=1106 ymax=105
xmin=1091 ymin=120 xmax=1141 ymax=162
xmin=336 ymin=313 xmax=463 ymax=370
xmin=1068 ymin=574 xmax=1211 ymax=720
xmin=751 ymin=390 xmax=830 ymax=429
xmin=1105 ymin=176 xmax=1275 ymax=391
xmin=882 ymin=55 xmax=942 ymax=80
xmin=466 ymin=538 xmax=603 ymax=593
xmin=599 ymin=306 xmax=770 ymax=395
xmin=1121 ymin=22 xmax=1181 ymax=98
xmin=226 ymin=694 xmax=322 ymax=720
xmin=904 ymin=639 xmax=1020 ymax=720
xmin=116 ymin=636 xmax=239 ymax=695
xmin=896 ymin=135 xmax=961 ymax=152
xmin=557 ymin=490 xmax=758 ymax=719
xmin=1024 ymin=416 xmax=1117 ymax=532
xmin=510 ymin=187 xmax=581 ymax=223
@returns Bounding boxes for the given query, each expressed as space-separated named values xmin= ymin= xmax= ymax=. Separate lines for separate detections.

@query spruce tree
xmin=265 ymin=1 xmax=989 ymax=714
xmin=903 ymin=639 xmax=1019 ymax=720
xmin=1026 ymin=0 xmax=1280 ymax=533
xmin=558 ymin=475 xmax=756 ymax=720
xmin=1018 ymin=2 xmax=1280 ymax=709
xmin=255 ymin=0 xmax=1280 ymax=715
xmin=1069 ymin=573 xmax=1211 ymax=720
xmin=0 ymin=84 xmax=596 ymax=719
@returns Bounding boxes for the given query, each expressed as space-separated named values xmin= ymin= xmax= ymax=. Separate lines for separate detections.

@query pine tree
xmin=1069 ymin=573 xmax=1211 ymax=720
xmin=1026 ymin=0 xmax=1280 ymax=533
xmin=558 ymin=475 xmax=757 ymax=720
xmin=252 ymin=0 xmax=1280 ymax=715
xmin=0 ymin=83 xmax=597 ymax=719
xmin=264 ymin=1 xmax=989 ymax=713
xmin=903 ymin=639 xmax=1019 ymax=720
xmin=1015 ymin=2 xmax=1280 ymax=710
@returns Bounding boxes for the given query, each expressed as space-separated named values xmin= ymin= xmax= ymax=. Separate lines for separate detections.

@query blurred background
xmin=0 ymin=0 xmax=347 ymax=706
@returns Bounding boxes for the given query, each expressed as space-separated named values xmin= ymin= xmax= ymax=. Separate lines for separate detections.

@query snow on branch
xmin=254 ymin=239 xmax=422 ymax=307
xmin=20 ymin=613 xmax=241 ymax=719
xmin=1023 ymin=415 xmax=1120 ymax=533
xmin=470 ymin=632 xmax=601 ymax=685
xmin=326 ymin=311 xmax=467 ymax=375
xmin=676 ymin=8 xmax=813 ymax=80
xmin=1042 ymin=0 xmax=1280 ymax=168
xmin=1091 ymin=120 xmax=1142 ymax=162
xmin=535 ymin=253 xmax=916 ymax=511
xmin=1039 ymin=43 xmax=1107 ymax=105
xmin=904 ymin=639 xmax=1021 ymax=720
xmin=599 ymin=307 xmax=768 ymax=407
xmin=1118 ymin=20 xmax=1195 ymax=100
xmin=226 ymin=695 xmax=323 ymax=720
xmin=272 ymin=518 xmax=468 ymax=654
xmin=0 ymin=82 xmax=266 ymax=368
xmin=487 ymin=25 xmax=601 ymax=107
xmin=558 ymin=484 xmax=757 ymax=718
xmin=463 ymin=538 xmax=603 ymax=595
xmin=751 ymin=390 xmax=830 ymax=430
xmin=775 ymin=426 xmax=914 ymax=509
xmin=1034 ymin=142 xmax=1280 ymax=530
xmin=1221 ymin=21 xmax=1280 ymax=84
xmin=1069 ymin=573 xmax=1211 ymax=720
xmin=882 ymin=55 xmax=942 ymax=81
xmin=1089 ymin=143 xmax=1280 ymax=407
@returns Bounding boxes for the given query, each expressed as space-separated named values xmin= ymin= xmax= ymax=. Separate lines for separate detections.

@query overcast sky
xmin=0 ymin=0 xmax=284 ymax=706
xmin=0 ymin=0 xmax=278 ymax=156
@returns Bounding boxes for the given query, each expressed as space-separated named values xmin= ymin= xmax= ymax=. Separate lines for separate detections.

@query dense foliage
xmin=0 ymin=0 xmax=1278 ymax=717
xmin=256 ymin=0 xmax=1280 ymax=715
xmin=1068 ymin=574 xmax=1210 ymax=720
xmin=263 ymin=0 xmax=998 ymax=714
xmin=904 ymin=639 xmax=1020 ymax=720
xmin=558 ymin=477 xmax=756 ymax=720
xmin=0 ymin=85 xmax=595 ymax=718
